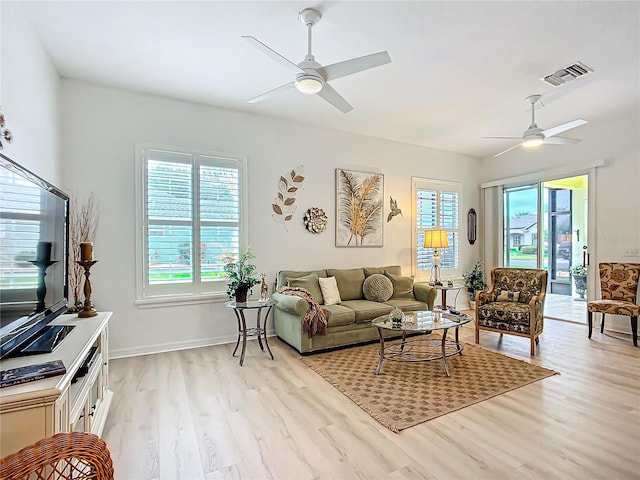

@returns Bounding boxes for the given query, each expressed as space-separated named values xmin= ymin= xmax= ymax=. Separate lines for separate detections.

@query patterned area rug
xmin=302 ymin=341 xmax=558 ymax=432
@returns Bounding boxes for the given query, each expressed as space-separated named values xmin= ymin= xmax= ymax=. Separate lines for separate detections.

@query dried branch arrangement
xmin=68 ymin=193 xmax=99 ymax=311
xmin=272 ymin=165 xmax=305 ymax=231
xmin=337 ymin=170 xmax=383 ymax=246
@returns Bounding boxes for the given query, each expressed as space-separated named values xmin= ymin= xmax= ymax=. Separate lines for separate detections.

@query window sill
xmin=135 ymin=292 xmax=228 ymax=309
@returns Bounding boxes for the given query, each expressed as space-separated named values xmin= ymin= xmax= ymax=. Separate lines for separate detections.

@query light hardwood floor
xmin=103 ymin=316 xmax=640 ymax=480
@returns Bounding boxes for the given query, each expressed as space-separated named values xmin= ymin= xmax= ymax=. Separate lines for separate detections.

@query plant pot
xmin=235 ymin=286 xmax=249 ymax=303
xmin=573 ymin=274 xmax=587 ymax=300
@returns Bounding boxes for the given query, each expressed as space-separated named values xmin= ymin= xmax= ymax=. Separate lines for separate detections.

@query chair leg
xmin=475 ymin=324 xmax=479 ymax=344
xmin=601 ymin=313 xmax=606 ymax=333
xmin=530 ymin=336 xmax=535 ymax=356
xmin=631 ymin=316 xmax=638 ymax=347
xmin=588 ymin=311 xmax=593 ymax=338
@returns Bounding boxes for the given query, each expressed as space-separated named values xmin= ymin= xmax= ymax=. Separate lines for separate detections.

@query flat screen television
xmin=0 ymin=153 xmax=70 ymax=359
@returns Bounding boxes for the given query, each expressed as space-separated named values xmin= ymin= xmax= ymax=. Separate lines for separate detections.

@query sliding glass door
xmin=503 ymin=176 xmax=588 ymax=299
xmin=504 ymin=185 xmax=539 ymax=268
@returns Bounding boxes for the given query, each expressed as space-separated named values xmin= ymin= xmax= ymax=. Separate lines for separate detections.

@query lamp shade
xmin=424 ymin=229 xmax=449 ymax=249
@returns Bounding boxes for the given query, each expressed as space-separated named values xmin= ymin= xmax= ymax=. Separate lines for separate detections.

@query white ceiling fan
xmin=242 ymin=8 xmax=391 ymax=113
xmin=485 ymin=94 xmax=588 ymax=157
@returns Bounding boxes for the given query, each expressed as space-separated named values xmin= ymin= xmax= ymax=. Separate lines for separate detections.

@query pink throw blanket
xmin=277 ymin=286 xmax=330 ymax=337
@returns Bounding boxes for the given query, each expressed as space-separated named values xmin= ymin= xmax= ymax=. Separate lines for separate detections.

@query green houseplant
xmin=223 ymin=248 xmax=259 ymax=302
xmin=463 ymin=260 xmax=487 ymax=307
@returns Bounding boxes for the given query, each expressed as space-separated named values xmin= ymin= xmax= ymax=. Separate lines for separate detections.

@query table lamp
xmin=424 ymin=229 xmax=449 ymax=285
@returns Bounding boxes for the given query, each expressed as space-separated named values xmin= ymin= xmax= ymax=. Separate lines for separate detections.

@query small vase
xmin=235 ymin=286 xmax=249 ymax=303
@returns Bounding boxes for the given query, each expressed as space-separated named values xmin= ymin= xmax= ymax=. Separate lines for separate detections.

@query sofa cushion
xmin=364 ymin=265 xmax=402 ymax=277
xmin=322 ymin=304 xmax=355 ymax=327
xmin=327 ymin=268 xmax=365 ymax=301
xmin=277 ymin=269 xmax=327 ymax=289
xmin=340 ymin=300 xmax=394 ymax=323
xmin=287 ymin=273 xmax=324 ymax=304
xmin=363 ymin=274 xmax=394 ymax=302
xmin=319 ymin=276 xmax=341 ymax=305
xmin=385 ymin=298 xmax=428 ymax=311
xmin=385 ymin=272 xmax=415 ymax=299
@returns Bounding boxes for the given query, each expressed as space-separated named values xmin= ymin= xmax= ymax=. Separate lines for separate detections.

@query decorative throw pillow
xmin=287 ymin=273 xmax=324 ymax=304
xmin=496 ymin=289 xmax=520 ymax=302
xmin=384 ymin=272 xmax=415 ymax=299
xmin=363 ymin=274 xmax=394 ymax=302
xmin=318 ymin=276 xmax=341 ymax=305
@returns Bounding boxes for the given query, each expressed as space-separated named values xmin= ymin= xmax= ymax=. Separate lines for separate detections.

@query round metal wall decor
xmin=304 ymin=207 xmax=327 ymax=234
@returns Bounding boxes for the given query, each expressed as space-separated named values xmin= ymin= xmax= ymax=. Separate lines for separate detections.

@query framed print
xmin=335 ymin=169 xmax=384 ymax=247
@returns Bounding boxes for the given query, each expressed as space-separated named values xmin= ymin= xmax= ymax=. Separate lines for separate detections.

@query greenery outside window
xmin=412 ymin=178 xmax=461 ymax=280
xmin=135 ymin=144 xmax=247 ymax=306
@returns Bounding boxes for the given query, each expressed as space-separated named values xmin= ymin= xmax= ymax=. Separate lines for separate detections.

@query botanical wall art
xmin=335 ymin=169 xmax=384 ymax=247
xmin=272 ymin=165 xmax=305 ymax=231
xmin=387 ymin=196 xmax=403 ymax=222
xmin=304 ymin=207 xmax=328 ymax=233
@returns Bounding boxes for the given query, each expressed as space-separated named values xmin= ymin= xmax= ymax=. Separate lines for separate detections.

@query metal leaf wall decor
xmin=272 ymin=165 xmax=305 ymax=230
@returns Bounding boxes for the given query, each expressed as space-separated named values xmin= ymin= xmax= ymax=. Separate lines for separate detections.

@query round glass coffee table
xmin=225 ymin=300 xmax=275 ymax=366
xmin=372 ymin=310 xmax=471 ymax=377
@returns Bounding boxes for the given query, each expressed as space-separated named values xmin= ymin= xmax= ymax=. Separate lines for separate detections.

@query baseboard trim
xmin=110 ymin=329 xmax=276 ymax=359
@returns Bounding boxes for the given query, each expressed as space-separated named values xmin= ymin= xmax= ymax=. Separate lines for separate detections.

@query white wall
xmin=0 ymin=2 xmax=60 ymax=183
xmin=60 ymin=80 xmax=480 ymax=357
xmin=479 ymin=105 xmax=640 ymax=334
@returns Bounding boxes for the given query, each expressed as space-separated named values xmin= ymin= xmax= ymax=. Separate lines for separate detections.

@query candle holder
xmin=76 ymin=260 xmax=98 ymax=318
xmin=29 ymin=260 xmax=57 ymax=313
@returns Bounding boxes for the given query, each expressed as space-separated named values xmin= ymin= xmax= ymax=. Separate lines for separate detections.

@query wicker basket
xmin=0 ymin=432 xmax=114 ymax=480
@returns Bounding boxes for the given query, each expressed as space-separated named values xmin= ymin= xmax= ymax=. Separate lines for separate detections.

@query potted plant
xmin=463 ymin=260 xmax=487 ymax=309
xmin=571 ymin=264 xmax=588 ymax=300
xmin=223 ymin=248 xmax=259 ymax=302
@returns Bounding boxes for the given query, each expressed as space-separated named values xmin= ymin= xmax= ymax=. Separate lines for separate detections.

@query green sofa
xmin=272 ymin=265 xmax=437 ymax=354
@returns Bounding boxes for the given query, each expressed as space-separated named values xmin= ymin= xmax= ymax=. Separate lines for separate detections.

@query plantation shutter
xmin=413 ymin=179 xmax=461 ymax=277
xmin=140 ymin=146 xmax=243 ymax=299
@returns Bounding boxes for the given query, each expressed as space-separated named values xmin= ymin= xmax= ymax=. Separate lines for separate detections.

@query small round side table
xmin=225 ymin=300 xmax=275 ymax=366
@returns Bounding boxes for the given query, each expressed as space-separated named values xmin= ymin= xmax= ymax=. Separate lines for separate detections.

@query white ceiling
xmin=18 ymin=1 xmax=640 ymax=159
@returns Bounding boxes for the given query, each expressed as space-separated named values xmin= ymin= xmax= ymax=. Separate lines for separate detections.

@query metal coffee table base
xmin=375 ymin=328 xmax=464 ymax=377
xmin=229 ymin=304 xmax=274 ymax=366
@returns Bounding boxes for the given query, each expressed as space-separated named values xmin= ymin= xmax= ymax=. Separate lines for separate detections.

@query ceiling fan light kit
xmin=242 ymin=7 xmax=391 ymax=113
xmin=485 ymin=93 xmax=588 ymax=157
xmin=295 ymin=74 xmax=324 ymax=94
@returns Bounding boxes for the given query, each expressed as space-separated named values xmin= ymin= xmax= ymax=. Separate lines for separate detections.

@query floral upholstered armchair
xmin=587 ymin=262 xmax=640 ymax=347
xmin=475 ymin=267 xmax=548 ymax=356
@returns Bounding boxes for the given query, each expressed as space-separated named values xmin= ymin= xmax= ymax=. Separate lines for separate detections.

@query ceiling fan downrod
xmin=299 ymin=8 xmax=321 ymax=61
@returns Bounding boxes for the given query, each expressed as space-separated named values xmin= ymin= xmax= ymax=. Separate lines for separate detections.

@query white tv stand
xmin=0 ymin=311 xmax=112 ymax=457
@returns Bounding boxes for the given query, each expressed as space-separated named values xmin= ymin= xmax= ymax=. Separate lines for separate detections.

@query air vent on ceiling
xmin=542 ymin=61 xmax=593 ymax=87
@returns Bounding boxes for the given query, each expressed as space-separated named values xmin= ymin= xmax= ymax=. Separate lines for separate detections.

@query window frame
xmin=411 ymin=177 xmax=462 ymax=281
xmin=135 ymin=143 xmax=248 ymax=307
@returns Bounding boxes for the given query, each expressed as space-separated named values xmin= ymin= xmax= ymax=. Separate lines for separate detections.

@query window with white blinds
xmin=412 ymin=178 xmax=461 ymax=279
xmin=136 ymin=145 xmax=246 ymax=303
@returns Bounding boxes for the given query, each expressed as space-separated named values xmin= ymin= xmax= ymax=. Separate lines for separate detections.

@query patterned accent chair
xmin=587 ymin=262 xmax=640 ymax=347
xmin=475 ymin=268 xmax=548 ymax=356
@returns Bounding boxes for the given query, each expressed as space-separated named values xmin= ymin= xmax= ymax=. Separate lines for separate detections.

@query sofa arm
xmin=272 ymin=292 xmax=310 ymax=316
xmin=413 ymin=283 xmax=437 ymax=310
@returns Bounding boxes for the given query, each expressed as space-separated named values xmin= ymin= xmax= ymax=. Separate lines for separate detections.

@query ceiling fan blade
xmin=542 ymin=118 xmax=587 ymax=138
xmin=543 ymin=136 xmax=582 ymax=145
xmin=484 ymin=136 xmax=525 ymax=140
xmin=317 ymin=84 xmax=353 ymax=113
xmin=318 ymin=51 xmax=391 ymax=81
xmin=248 ymin=82 xmax=295 ymax=103
xmin=492 ymin=143 xmax=524 ymax=158
xmin=242 ymin=36 xmax=305 ymax=74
